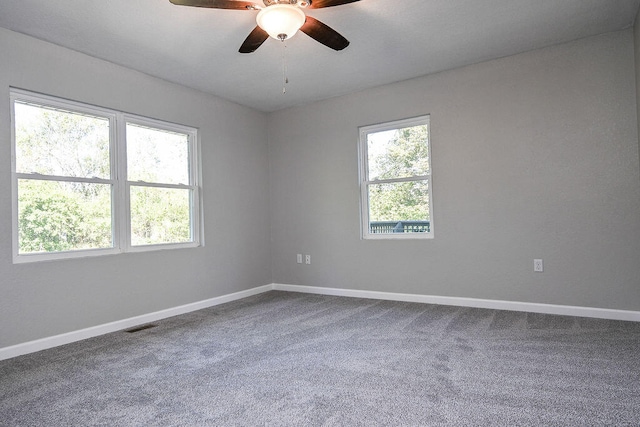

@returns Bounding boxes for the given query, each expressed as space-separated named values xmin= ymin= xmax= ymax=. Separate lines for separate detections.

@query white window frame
xmin=10 ymin=88 xmax=202 ymax=263
xmin=122 ymin=116 xmax=201 ymax=253
xmin=358 ymin=115 xmax=434 ymax=240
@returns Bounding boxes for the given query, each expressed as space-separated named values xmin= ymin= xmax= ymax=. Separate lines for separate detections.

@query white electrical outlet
xmin=296 ymin=254 xmax=303 ymax=264
xmin=534 ymin=259 xmax=543 ymax=272
xmin=305 ymin=255 xmax=311 ymax=265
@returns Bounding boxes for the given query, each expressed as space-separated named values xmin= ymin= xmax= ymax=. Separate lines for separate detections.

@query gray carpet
xmin=1 ymin=291 xmax=639 ymax=426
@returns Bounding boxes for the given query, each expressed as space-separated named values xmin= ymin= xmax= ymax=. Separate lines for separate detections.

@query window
xmin=358 ymin=115 xmax=433 ymax=239
xmin=10 ymin=89 xmax=201 ymax=262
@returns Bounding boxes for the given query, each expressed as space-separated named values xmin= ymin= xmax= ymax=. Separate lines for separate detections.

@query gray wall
xmin=3 ymin=25 xmax=640 ymax=350
xmin=0 ymin=28 xmax=272 ymax=347
xmin=268 ymin=30 xmax=640 ymax=311
xmin=636 ymin=6 xmax=640 ymax=169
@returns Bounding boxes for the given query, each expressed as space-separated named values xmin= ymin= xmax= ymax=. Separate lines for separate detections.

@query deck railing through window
xmin=369 ymin=221 xmax=430 ymax=234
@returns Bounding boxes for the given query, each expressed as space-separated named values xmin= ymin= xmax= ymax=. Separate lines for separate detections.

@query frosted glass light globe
xmin=256 ymin=4 xmax=306 ymax=41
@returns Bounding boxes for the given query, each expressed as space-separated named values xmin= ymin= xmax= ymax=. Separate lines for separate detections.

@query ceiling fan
xmin=169 ymin=0 xmax=360 ymax=53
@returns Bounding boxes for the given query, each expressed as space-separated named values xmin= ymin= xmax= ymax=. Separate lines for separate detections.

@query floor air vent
xmin=125 ymin=324 xmax=157 ymax=333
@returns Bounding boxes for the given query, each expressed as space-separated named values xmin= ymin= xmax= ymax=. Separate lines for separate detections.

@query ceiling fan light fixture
xmin=256 ymin=4 xmax=306 ymax=41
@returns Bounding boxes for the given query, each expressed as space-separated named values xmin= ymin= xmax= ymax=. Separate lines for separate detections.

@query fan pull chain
xmin=281 ymin=41 xmax=289 ymax=94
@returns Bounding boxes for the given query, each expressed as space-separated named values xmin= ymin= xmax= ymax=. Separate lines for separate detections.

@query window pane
xmin=18 ymin=179 xmax=113 ymax=253
xmin=130 ymin=186 xmax=191 ymax=246
xmin=367 ymin=124 xmax=429 ymax=181
xmin=368 ymin=180 xmax=431 ymax=234
xmin=14 ymin=102 xmax=111 ymax=178
xmin=127 ymin=124 xmax=189 ymax=185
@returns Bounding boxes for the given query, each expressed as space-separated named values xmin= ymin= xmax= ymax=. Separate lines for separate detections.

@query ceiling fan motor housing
xmin=263 ymin=0 xmax=310 ymax=7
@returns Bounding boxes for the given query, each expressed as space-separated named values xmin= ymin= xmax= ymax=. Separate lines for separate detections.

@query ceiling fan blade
xmin=300 ymin=16 xmax=349 ymax=51
xmin=239 ymin=26 xmax=269 ymax=53
xmin=169 ymin=0 xmax=259 ymax=10
xmin=308 ymin=0 xmax=360 ymax=9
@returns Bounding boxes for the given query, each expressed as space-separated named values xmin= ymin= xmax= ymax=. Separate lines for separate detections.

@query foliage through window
xmin=11 ymin=89 xmax=201 ymax=262
xmin=359 ymin=115 xmax=433 ymax=239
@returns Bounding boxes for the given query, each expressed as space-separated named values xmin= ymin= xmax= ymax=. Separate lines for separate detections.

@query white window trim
xmin=358 ymin=114 xmax=434 ymax=240
xmin=10 ymin=88 xmax=202 ymax=263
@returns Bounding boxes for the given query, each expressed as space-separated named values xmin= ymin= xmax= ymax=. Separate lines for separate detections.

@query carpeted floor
xmin=1 ymin=291 xmax=639 ymax=426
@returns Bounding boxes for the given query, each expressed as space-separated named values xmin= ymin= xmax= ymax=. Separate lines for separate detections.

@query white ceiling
xmin=0 ymin=0 xmax=639 ymax=112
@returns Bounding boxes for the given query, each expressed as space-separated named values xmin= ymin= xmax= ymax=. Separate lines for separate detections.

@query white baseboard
xmin=272 ymin=283 xmax=640 ymax=322
xmin=4 ymin=283 xmax=639 ymax=361
xmin=0 ymin=284 xmax=272 ymax=361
